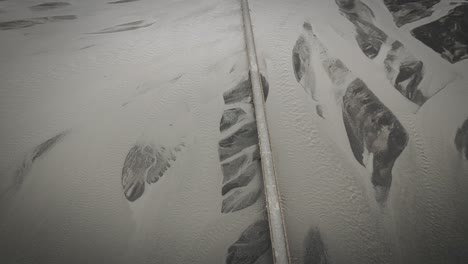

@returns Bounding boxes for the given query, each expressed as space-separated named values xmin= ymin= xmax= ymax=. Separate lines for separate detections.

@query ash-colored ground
xmin=1 ymin=0 xmax=467 ymax=264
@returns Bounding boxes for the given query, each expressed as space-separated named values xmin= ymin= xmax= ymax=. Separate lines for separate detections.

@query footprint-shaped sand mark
xmin=121 ymin=142 xmax=184 ymax=202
